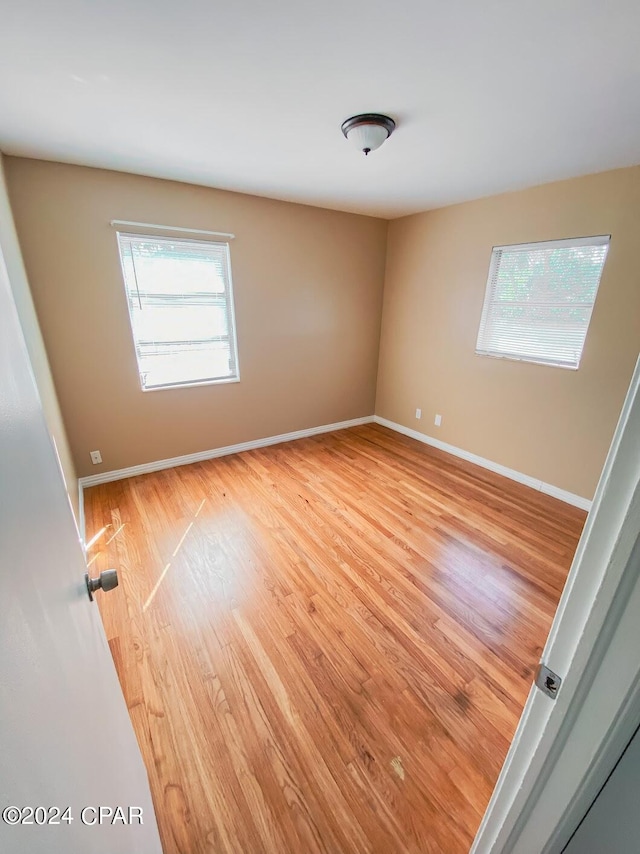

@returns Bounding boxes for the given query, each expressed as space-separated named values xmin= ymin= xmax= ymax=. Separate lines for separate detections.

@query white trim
xmin=78 ymin=480 xmax=86 ymax=547
xmin=78 ymin=416 xmax=374 ymax=489
xmin=110 ymin=220 xmax=234 ymax=240
xmin=373 ymin=415 xmax=592 ymax=511
xmin=141 ymin=376 xmax=241 ymax=393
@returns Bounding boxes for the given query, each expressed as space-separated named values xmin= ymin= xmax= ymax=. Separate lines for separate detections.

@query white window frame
xmin=116 ymin=231 xmax=240 ymax=392
xmin=475 ymin=235 xmax=610 ymax=370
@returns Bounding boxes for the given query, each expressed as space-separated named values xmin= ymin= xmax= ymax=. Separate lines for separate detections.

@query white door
xmin=0 ymin=236 xmax=162 ymax=851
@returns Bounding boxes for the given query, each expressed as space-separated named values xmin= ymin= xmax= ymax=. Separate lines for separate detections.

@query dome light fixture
xmin=341 ymin=113 xmax=396 ymax=156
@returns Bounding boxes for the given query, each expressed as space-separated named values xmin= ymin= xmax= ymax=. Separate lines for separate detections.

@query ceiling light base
xmin=341 ymin=113 xmax=396 ymax=155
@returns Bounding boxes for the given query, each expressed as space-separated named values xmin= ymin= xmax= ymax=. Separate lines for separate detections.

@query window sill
xmin=475 ymin=351 xmax=579 ymax=370
xmin=141 ymin=376 xmax=241 ymax=393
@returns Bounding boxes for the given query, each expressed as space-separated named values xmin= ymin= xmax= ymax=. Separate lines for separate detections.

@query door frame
xmin=471 ymin=354 xmax=640 ymax=853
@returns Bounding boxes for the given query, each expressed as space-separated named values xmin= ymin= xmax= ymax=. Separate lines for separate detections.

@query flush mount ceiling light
xmin=341 ymin=113 xmax=396 ymax=156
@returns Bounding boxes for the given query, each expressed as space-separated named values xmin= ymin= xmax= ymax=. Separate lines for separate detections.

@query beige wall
xmin=376 ymin=166 xmax=640 ymax=500
xmin=5 ymin=158 xmax=387 ymax=478
xmin=6 ymin=156 xmax=638 ymax=500
xmin=0 ymin=156 xmax=79 ymax=520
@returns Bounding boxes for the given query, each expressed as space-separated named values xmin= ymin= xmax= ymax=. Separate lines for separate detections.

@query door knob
xmin=85 ymin=569 xmax=118 ymax=601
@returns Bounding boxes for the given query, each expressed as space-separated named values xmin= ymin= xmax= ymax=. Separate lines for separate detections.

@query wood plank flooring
xmin=84 ymin=424 xmax=586 ymax=854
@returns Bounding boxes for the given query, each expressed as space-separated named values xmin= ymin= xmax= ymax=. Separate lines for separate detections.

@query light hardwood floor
xmin=84 ymin=424 xmax=586 ymax=854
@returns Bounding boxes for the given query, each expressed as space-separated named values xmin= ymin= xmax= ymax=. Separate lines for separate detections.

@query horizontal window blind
xmin=117 ymin=233 xmax=239 ymax=390
xmin=476 ymin=235 xmax=610 ymax=369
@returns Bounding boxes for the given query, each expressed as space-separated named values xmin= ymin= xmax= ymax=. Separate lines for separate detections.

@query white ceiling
xmin=1 ymin=0 xmax=639 ymax=218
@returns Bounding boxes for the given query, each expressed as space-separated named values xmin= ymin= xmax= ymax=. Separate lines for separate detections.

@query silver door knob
xmin=85 ymin=569 xmax=118 ymax=601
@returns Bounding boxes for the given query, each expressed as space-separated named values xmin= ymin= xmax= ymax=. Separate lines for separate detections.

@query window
xmin=117 ymin=233 xmax=239 ymax=390
xmin=476 ymin=235 xmax=610 ymax=369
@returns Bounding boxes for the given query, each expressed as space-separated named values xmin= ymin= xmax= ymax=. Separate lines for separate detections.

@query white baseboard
xmin=373 ymin=415 xmax=592 ymax=511
xmin=78 ymin=416 xmax=375 ymax=491
xmin=77 ymin=412 xmax=590 ymax=540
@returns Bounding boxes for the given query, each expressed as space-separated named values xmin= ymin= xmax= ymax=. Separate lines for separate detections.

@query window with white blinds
xmin=117 ymin=233 xmax=239 ymax=391
xmin=475 ymin=235 xmax=610 ymax=369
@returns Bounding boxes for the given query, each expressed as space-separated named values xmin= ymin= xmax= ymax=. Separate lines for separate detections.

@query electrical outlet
xmin=415 ymin=408 xmax=422 ymax=420
xmin=90 ymin=450 xmax=102 ymax=465
xmin=434 ymin=414 xmax=442 ymax=427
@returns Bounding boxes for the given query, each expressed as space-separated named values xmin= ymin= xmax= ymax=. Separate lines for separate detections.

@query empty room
xmin=1 ymin=2 xmax=640 ymax=854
